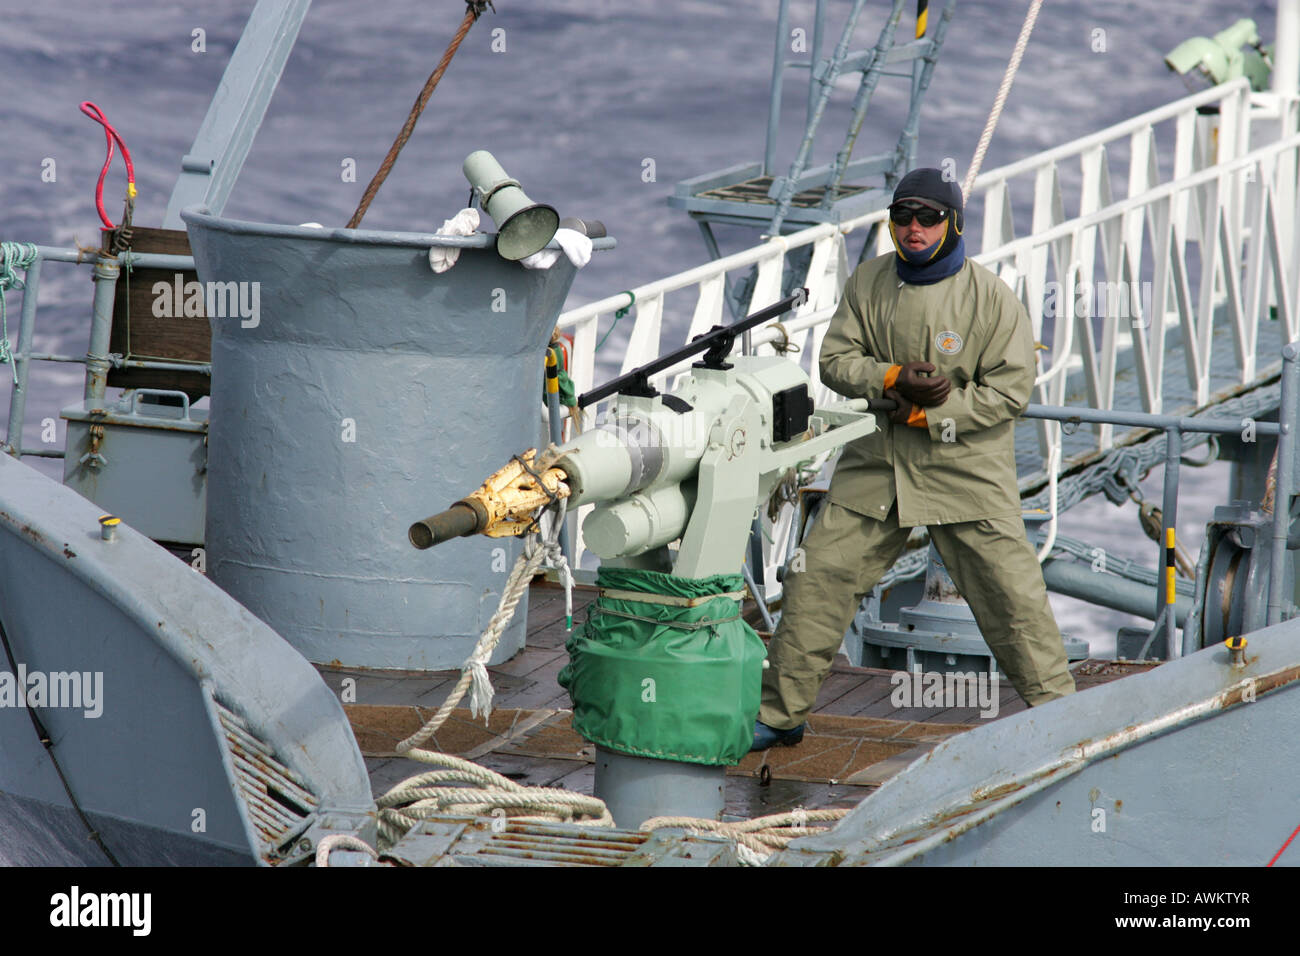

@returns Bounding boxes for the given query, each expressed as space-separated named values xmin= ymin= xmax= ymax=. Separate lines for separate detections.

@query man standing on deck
xmin=752 ymin=167 xmax=1075 ymax=750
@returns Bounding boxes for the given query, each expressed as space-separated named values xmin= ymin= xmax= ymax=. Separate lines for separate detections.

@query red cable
xmin=79 ymin=101 xmax=136 ymax=230
xmin=1267 ymin=821 xmax=1300 ymax=866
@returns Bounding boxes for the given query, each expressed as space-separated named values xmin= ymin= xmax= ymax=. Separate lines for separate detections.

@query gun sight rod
xmin=578 ymin=289 xmax=807 ymax=407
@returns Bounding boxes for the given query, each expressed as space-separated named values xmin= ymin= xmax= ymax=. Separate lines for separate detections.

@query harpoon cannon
xmin=409 ymin=291 xmax=881 ymax=827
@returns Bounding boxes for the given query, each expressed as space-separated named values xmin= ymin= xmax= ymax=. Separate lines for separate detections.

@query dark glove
xmin=895 ymin=361 xmax=951 ymax=407
xmin=883 ymin=388 xmax=914 ymax=426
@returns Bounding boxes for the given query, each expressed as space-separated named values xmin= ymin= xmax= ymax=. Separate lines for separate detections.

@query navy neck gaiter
xmin=891 ymin=222 xmax=966 ymax=285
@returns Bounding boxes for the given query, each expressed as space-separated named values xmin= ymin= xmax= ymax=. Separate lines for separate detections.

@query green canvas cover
xmin=557 ymin=365 xmax=577 ymax=408
xmin=558 ymin=566 xmax=767 ymax=765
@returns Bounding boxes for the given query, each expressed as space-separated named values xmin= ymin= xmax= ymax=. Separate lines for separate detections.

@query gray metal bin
xmin=183 ymin=209 xmax=604 ymax=671
xmin=62 ymin=389 xmax=208 ymax=546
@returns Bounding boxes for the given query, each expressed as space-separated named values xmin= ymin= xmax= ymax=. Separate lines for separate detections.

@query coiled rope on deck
xmin=315 ymin=834 xmax=379 ymax=867
xmin=376 ymin=752 xmax=611 ymax=848
xmin=640 ymin=808 xmax=851 ymax=866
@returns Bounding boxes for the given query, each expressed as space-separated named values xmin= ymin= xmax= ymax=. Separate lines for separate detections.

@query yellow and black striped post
xmin=544 ymin=346 xmax=565 ymax=446
xmin=1160 ymin=525 xmax=1179 ymax=656
xmin=543 ymin=345 xmax=574 ymax=582
xmin=545 ymin=347 xmax=560 ymax=397
xmin=916 ymin=0 xmax=929 ymax=38
xmin=1165 ymin=526 xmax=1177 ymax=611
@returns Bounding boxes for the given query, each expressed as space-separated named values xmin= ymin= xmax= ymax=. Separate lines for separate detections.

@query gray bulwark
xmin=0 ymin=451 xmax=373 ymax=866
xmin=775 ymin=621 xmax=1300 ymax=866
xmin=183 ymin=209 xmax=610 ymax=670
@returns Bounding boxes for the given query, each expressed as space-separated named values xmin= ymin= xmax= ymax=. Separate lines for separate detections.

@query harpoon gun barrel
xmin=407 ymin=448 xmax=570 ymax=550
xmin=409 ymin=499 xmax=489 ymax=549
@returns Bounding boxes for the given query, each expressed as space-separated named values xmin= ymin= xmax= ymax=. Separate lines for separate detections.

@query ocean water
xmin=0 ymin=0 xmax=1282 ymax=655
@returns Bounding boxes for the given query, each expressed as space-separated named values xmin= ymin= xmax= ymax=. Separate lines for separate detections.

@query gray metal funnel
xmin=183 ymin=208 xmax=607 ymax=670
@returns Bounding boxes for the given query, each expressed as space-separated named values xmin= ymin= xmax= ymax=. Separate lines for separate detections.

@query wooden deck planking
xmin=331 ymin=580 xmax=1151 ymax=807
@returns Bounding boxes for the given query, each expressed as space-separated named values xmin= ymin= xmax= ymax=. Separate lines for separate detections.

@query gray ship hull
xmin=0 ymin=450 xmax=376 ymax=866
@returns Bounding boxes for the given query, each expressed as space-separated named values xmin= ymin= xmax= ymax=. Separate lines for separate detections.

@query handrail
xmin=1 ymin=245 xmax=212 ymax=461
xmin=555 ymin=79 xmax=1293 ymax=596
xmin=972 ymin=133 xmax=1300 ymax=262
xmin=967 ymin=79 xmax=1251 ymax=192
xmin=1023 ymin=355 xmax=1296 ymax=661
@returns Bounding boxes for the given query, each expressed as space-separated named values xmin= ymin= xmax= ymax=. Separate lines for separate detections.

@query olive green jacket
xmin=820 ymin=254 xmax=1035 ymax=525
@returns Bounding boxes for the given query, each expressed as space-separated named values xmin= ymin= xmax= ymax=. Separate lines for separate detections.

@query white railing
xmin=555 ymin=78 xmax=1300 ymax=590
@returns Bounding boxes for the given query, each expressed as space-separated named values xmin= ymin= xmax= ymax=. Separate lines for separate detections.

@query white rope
xmin=377 ymin=750 xmax=613 ymax=847
xmin=735 ymin=843 xmax=771 ymax=867
xmin=314 ymin=834 xmax=379 ymax=867
xmin=961 ymin=0 xmax=1045 ymax=202
xmin=1036 ymin=418 xmax=1062 ymax=562
xmin=639 ymin=808 xmax=851 ymax=865
xmin=395 ymin=537 xmax=547 ymax=752
xmin=541 ymin=495 xmax=575 ymax=630
xmin=374 ymin=479 xmax=611 ymax=851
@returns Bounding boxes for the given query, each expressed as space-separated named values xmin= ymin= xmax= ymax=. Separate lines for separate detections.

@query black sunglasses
xmin=890 ymin=203 xmax=946 ymax=228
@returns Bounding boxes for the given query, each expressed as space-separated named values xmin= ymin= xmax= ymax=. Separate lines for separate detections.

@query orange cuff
xmin=906 ymin=405 xmax=927 ymax=428
xmin=883 ymin=364 xmax=902 ymax=390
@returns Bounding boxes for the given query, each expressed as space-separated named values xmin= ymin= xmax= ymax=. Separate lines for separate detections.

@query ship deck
xmin=317 ymin=580 xmax=1157 ymax=820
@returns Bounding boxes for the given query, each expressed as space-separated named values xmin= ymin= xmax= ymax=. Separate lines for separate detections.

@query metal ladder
xmin=670 ymin=0 xmax=956 ymax=259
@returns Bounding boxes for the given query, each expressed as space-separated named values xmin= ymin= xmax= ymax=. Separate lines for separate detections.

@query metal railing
xmin=1 ymin=246 xmax=207 ymax=460
xmin=1023 ymin=381 xmax=1291 ymax=660
xmin=559 ymin=80 xmax=1270 ymax=432
xmin=556 ymin=79 xmax=1299 ymax=599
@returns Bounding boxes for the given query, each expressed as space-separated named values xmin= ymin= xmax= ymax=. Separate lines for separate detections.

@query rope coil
xmin=639 ymin=808 xmax=851 ymax=864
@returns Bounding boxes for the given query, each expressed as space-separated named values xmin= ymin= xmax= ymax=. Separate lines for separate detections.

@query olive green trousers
xmin=759 ymin=501 xmax=1075 ymax=730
